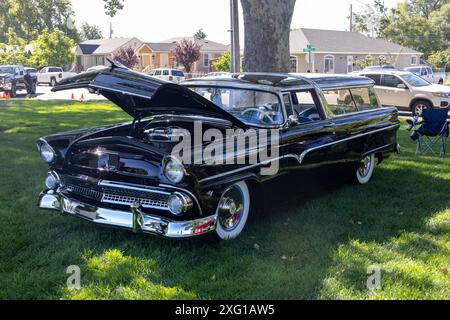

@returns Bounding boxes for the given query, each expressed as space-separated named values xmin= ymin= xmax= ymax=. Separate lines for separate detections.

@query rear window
xmin=171 ymin=70 xmax=184 ymax=77
xmin=48 ymin=67 xmax=62 ymax=73
xmin=362 ymin=74 xmax=381 ymax=86
xmin=323 ymin=89 xmax=358 ymax=116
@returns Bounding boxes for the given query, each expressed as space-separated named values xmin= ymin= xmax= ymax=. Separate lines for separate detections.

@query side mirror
xmin=397 ymin=84 xmax=407 ymax=89
xmin=287 ymin=115 xmax=299 ymax=127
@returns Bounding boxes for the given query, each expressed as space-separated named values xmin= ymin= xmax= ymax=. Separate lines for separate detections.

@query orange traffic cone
xmin=80 ymin=93 xmax=85 ymax=102
xmin=71 ymin=93 xmax=75 ymax=100
xmin=0 ymin=92 xmax=5 ymax=99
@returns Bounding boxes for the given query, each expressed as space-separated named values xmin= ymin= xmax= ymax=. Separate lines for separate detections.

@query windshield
xmin=0 ymin=67 xmax=14 ymax=74
xmin=189 ymin=87 xmax=284 ymax=126
xmin=401 ymin=74 xmax=430 ymax=87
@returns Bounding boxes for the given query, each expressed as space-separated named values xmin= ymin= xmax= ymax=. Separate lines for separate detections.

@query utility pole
xmin=109 ymin=22 xmax=113 ymax=39
xmin=349 ymin=4 xmax=353 ymax=32
xmin=230 ymin=0 xmax=240 ymax=73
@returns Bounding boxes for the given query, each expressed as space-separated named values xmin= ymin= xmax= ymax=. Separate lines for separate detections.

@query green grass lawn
xmin=0 ymin=99 xmax=449 ymax=300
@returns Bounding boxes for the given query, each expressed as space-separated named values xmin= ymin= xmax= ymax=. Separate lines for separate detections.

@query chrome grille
xmin=62 ymin=179 xmax=170 ymax=211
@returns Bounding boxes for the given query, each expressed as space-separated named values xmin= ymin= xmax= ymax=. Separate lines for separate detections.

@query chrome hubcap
xmin=218 ymin=186 xmax=244 ymax=232
xmin=358 ymin=156 xmax=372 ymax=178
xmin=415 ymin=104 xmax=426 ymax=116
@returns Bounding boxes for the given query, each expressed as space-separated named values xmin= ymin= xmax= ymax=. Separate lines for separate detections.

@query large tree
xmin=80 ymin=22 xmax=103 ymax=40
xmin=241 ymin=0 xmax=296 ymax=72
xmin=111 ymin=45 xmax=138 ymax=68
xmin=0 ymin=0 xmax=78 ymax=43
xmin=31 ymin=28 xmax=76 ymax=69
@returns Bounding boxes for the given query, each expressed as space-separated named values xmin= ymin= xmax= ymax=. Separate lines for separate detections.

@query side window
xmin=282 ymin=93 xmax=294 ymax=118
xmin=323 ymin=89 xmax=358 ymax=116
xmin=350 ymin=87 xmax=381 ymax=111
xmin=363 ymin=74 xmax=381 ymax=86
xmin=154 ymin=70 xmax=162 ymax=76
xmin=380 ymin=75 xmax=404 ymax=88
xmin=163 ymin=70 xmax=170 ymax=76
xmin=293 ymin=90 xmax=322 ymax=122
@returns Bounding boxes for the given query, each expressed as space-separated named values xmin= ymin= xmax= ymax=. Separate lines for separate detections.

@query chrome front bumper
xmin=39 ymin=190 xmax=217 ymax=238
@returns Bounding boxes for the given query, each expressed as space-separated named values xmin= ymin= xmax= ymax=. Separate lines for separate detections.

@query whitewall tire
xmin=215 ymin=181 xmax=251 ymax=241
xmin=356 ymin=154 xmax=375 ymax=185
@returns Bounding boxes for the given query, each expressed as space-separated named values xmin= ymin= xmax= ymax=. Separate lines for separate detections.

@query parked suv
xmin=358 ymin=70 xmax=450 ymax=116
xmin=0 ymin=65 xmax=37 ymax=97
xmin=404 ymin=66 xmax=445 ymax=85
xmin=147 ymin=68 xmax=185 ymax=83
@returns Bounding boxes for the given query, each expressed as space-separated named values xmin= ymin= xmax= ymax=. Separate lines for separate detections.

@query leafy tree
xmin=428 ymin=50 xmax=450 ymax=70
xmin=31 ymin=28 xmax=76 ymax=69
xmin=355 ymin=56 xmax=375 ymax=70
xmin=212 ymin=52 xmax=231 ymax=72
xmin=111 ymin=45 xmax=138 ymax=68
xmin=410 ymin=0 xmax=446 ymax=18
xmin=80 ymin=23 xmax=103 ymax=40
xmin=172 ymin=39 xmax=201 ymax=73
xmin=0 ymin=43 xmax=32 ymax=66
xmin=0 ymin=0 xmax=78 ymax=43
xmin=194 ymin=29 xmax=208 ymax=40
xmin=241 ymin=0 xmax=296 ymax=72
xmin=103 ymin=0 xmax=124 ymax=18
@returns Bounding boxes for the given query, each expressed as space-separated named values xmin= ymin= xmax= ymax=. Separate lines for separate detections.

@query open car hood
xmin=52 ymin=62 xmax=247 ymax=128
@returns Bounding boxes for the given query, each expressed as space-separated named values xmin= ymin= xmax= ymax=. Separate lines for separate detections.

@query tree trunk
xmin=241 ymin=0 xmax=296 ymax=73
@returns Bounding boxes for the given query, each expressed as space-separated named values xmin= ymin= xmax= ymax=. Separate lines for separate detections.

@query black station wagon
xmin=37 ymin=61 xmax=400 ymax=241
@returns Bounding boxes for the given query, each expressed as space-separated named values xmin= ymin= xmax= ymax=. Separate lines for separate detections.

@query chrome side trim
xmin=298 ymin=124 xmax=400 ymax=163
xmin=362 ymin=143 xmax=394 ymax=157
xmin=199 ymin=124 xmax=400 ymax=184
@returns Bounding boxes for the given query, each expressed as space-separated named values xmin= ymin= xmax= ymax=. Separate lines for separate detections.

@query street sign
xmin=303 ymin=44 xmax=316 ymax=72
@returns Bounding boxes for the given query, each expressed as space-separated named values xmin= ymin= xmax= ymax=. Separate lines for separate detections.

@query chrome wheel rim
xmin=415 ymin=104 xmax=427 ymax=116
xmin=217 ymin=186 xmax=244 ymax=232
xmin=358 ymin=156 xmax=372 ymax=178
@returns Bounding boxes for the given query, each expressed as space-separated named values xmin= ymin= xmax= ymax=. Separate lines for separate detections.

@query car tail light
xmin=169 ymin=76 xmax=173 ymax=81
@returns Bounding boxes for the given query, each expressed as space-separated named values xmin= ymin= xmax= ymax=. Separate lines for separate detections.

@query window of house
xmin=290 ymin=56 xmax=298 ymax=73
xmin=323 ymin=89 xmax=358 ymax=116
xmin=347 ymin=56 xmax=354 ymax=73
xmin=324 ymin=55 xmax=335 ymax=73
xmin=203 ymin=54 xmax=210 ymax=68
xmin=95 ymin=56 xmax=105 ymax=66
xmin=349 ymin=87 xmax=381 ymax=111
xmin=411 ymin=56 xmax=418 ymax=65
xmin=380 ymin=75 xmax=405 ymax=88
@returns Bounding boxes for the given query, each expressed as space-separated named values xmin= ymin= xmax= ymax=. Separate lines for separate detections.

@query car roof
xmin=184 ymin=72 xmax=374 ymax=90
xmin=357 ymin=70 xmax=411 ymax=76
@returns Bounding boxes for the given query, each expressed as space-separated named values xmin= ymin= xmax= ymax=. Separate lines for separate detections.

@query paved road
xmin=9 ymin=85 xmax=106 ymax=101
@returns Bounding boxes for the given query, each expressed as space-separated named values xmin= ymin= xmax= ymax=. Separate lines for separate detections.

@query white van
xmin=148 ymin=69 xmax=185 ymax=83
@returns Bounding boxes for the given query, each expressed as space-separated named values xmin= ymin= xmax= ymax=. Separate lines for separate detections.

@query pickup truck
xmin=0 ymin=65 xmax=37 ymax=97
xmin=37 ymin=67 xmax=77 ymax=87
xmin=404 ymin=66 xmax=446 ymax=85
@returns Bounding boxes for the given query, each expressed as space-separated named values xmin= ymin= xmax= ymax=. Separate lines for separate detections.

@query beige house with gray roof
xmin=289 ymin=28 xmax=423 ymax=74
xmin=75 ymin=37 xmax=143 ymax=72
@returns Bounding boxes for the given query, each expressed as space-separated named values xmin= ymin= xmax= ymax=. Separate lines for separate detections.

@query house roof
xmin=78 ymin=38 xmax=140 ymax=55
xmin=161 ymin=37 xmax=229 ymax=52
xmin=146 ymin=42 xmax=176 ymax=52
xmin=290 ymin=28 xmax=422 ymax=55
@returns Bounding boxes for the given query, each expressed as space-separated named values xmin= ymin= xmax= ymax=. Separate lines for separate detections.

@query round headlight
xmin=167 ymin=193 xmax=193 ymax=216
xmin=45 ymin=172 xmax=60 ymax=190
xmin=164 ymin=158 xmax=185 ymax=184
xmin=39 ymin=142 xmax=56 ymax=164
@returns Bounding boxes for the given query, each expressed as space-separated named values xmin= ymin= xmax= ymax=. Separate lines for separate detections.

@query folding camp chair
xmin=407 ymin=108 xmax=449 ymax=156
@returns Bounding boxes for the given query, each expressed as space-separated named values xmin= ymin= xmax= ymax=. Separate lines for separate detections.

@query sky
xmin=70 ymin=0 xmax=403 ymax=44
